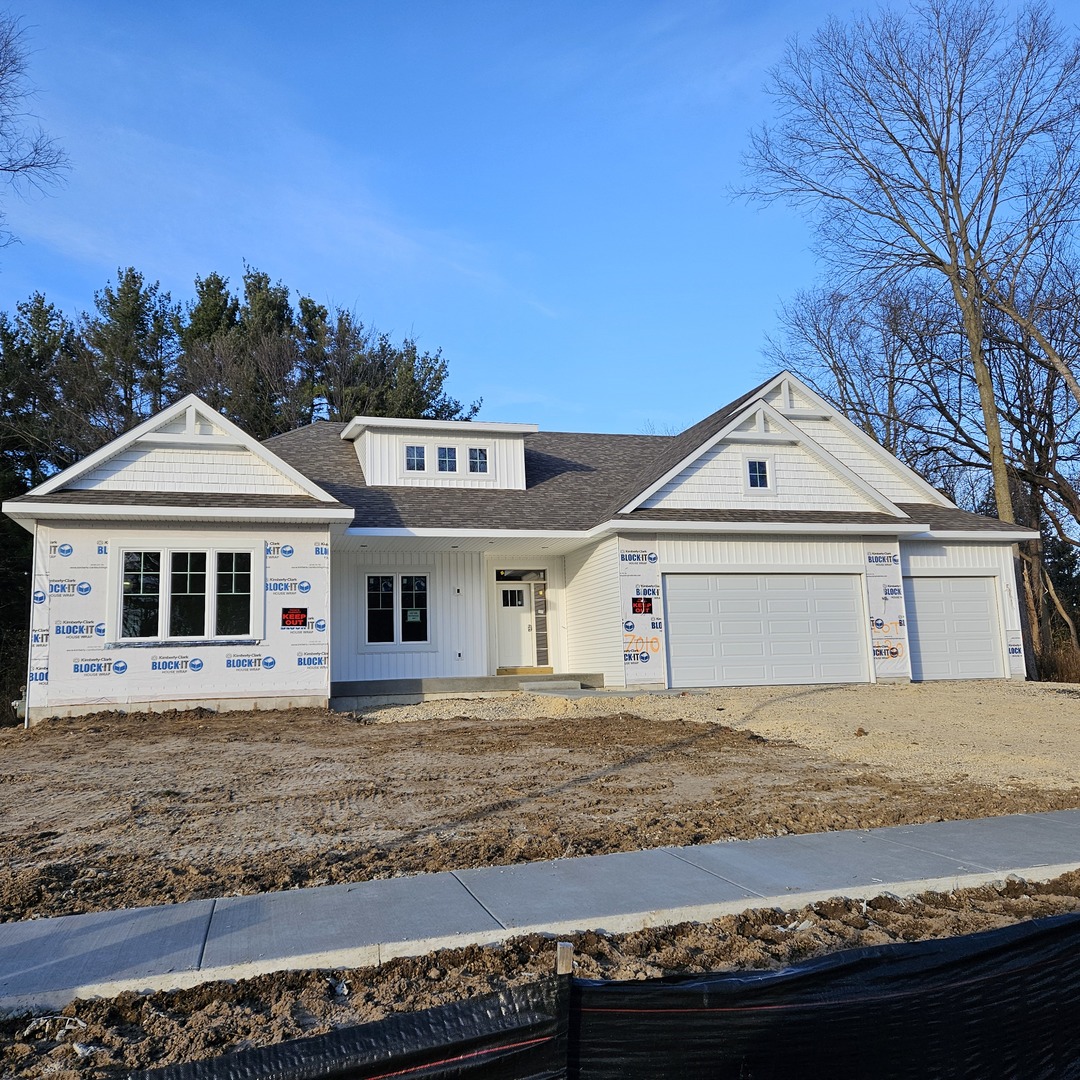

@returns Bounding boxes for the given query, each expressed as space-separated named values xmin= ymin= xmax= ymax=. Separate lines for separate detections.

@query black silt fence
xmin=129 ymin=913 xmax=1080 ymax=1080
xmin=129 ymin=976 xmax=568 ymax=1080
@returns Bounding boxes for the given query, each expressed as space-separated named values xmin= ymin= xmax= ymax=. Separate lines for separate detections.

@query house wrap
xmin=3 ymin=372 xmax=1035 ymax=724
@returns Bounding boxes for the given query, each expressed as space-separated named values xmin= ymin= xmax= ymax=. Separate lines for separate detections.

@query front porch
xmin=330 ymin=671 xmax=605 ymax=709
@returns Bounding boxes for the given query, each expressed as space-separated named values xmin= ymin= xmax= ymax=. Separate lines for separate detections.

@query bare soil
xmin=2 ymin=680 xmax=1080 ymax=1077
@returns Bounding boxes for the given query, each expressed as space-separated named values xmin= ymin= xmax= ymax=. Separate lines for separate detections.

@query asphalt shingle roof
xmin=263 ymin=417 xmax=1021 ymax=536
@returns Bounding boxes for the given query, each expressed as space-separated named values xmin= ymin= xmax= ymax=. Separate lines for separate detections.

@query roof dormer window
xmin=405 ymin=445 xmax=425 ymax=472
xmin=469 ymin=447 xmax=488 ymax=474
xmin=437 ymin=446 xmax=457 ymax=473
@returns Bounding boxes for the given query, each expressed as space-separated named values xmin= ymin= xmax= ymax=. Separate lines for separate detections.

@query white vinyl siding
xmin=665 ymin=572 xmax=870 ymax=687
xmin=563 ymin=536 xmax=624 ymax=688
xmin=353 ymin=429 xmax=527 ymax=489
xmin=792 ymin=419 xmax=933 ymax=503
xmin=903 ymin=576 xmax=1004 ymax=680
xmin=657 ymin=533 xmax=867 ymax=571
xmin=332 ymin=550 xmax=488 ymax=681
xmin=69 ymin=446 xmax=307 ymax=495
xmin=643 ymin=441 xmax=884 ymax=512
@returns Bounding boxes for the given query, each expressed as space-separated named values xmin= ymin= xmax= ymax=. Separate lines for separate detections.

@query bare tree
xmin=742 ymin=0 xmax=1080 ymax=527
xmin=0 ymin=15 xmax=67 ymax=248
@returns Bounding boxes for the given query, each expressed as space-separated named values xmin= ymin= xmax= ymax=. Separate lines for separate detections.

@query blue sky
xmin=3 ymin=1 xmax=841 ymax=434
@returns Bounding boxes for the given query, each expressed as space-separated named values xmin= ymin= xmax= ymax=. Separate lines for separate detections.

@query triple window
xmin=366 ymin=574 xmax=428 ymax=644
xmin=120 ymin=549 xmax=254 ymax=640
xmin=403 ymin=444 xmax=489 ymax=474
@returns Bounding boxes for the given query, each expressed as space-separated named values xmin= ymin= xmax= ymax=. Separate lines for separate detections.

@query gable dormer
xmin=340 ymin=417 xmax=538 ymax=490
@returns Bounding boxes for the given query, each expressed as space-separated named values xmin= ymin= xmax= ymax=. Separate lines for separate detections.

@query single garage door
xmin=903 ymin=576 xmax=1003 ymax=680
xmin=665 ymin=573 xmax=870 ymax=687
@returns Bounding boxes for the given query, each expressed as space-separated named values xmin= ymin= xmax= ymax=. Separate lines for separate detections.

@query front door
xmin=496 ymin=584 xmax=534 ymax=668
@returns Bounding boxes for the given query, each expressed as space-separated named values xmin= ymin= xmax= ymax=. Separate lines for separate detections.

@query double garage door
xmin=665 ymin=573 xmax=869 ymax=687
xmin=665 ymin=572 xmax=1005 ymax=687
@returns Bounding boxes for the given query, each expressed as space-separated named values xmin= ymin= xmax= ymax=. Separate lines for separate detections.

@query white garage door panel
xmin=666 ymin=573 xmax=869 ymax=687
xmin=903 ymin=576 xmax=1003 ymax=680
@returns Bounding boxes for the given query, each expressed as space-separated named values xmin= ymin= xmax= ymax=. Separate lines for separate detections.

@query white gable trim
xmin=763 ymin=372 xmax=953 ymax=507
xmin=621 ymin=400 xmax=906 ymax=517
xmin=31 ymin=396 xmax=340 ymax=503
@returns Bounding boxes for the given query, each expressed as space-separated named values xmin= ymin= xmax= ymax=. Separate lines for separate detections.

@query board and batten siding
xmin=642 ymin=441 xmax=882 ymax=512
xmin=354 ymin=429 xmax=526 ymax=489
xmin=69 ymin=446 xmax=307 ymax=496
xmin=331 ymin=549 xmax=489 ymax=681
xmin=563 ymin=536 xmax=625 ymax=688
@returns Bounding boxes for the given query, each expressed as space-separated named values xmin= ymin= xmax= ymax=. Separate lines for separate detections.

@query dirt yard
xmin=2 ymin=680 xmax=1080 ymax=1077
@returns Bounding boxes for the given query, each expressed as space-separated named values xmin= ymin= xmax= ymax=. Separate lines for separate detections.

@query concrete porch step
xmin=330 ymin=672 xmax=605 ymax=709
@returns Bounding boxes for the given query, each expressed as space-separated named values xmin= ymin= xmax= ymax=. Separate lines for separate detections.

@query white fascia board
xmin=904 ymin=529 xmax=1038 ymax=542
xmin=3 ymin=501 xmax=355 ymax=525
xmin=344 ymin=526 xmax=588 ymax=541
xmin=609 ymin=518 xmax=930 ymax=536
xmin=30 ymin=396 xmax=340 ymax=505
xmin=341 ymin=416 xmax=539 ymax=441
xmin=768 ymin=371 xmax=954 ymax=507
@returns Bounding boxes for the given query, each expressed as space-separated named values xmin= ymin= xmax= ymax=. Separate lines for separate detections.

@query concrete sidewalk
xmin=3 ymin=810 xmax=1080 ymax=1014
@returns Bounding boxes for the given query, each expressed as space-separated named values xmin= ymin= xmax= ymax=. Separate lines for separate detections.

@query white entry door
xmin=497 ymin=585 xmax=534 ymax=668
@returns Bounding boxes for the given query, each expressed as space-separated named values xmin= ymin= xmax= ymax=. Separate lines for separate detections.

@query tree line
xmin=0 ymin=266 xmax=478 ymax=719
xmin=744 ymin=0 xmax=1080 ymax=679
xmin=1 ymin=265 xmax=478 ymax=489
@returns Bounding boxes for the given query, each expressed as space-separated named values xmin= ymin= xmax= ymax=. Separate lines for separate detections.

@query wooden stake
xmin=555 ymin=941 xmax=574 ymax=975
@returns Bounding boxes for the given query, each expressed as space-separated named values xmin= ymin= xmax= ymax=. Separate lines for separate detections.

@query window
xmin=748 ymin=459 xmax=770 ymax=489
xmin=121 ymin=548 xmax=254 ymax=640
xmin=405 ymin=445 xmax=426 ymax=471
xmin=437 ymin=446 xmax=457 ymax=472
xmin=469 ymin=447 xmax=488 ymax=474
xmin=366 ymin=573 xmax=429 ymax=644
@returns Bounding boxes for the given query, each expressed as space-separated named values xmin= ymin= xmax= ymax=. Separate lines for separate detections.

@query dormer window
xmin=469 ymin=447 xmax=488 ymax=474
xmin=405 ymin=445 xmax=425 ymax=472
xmin=748 ymin=460 xmax=769 ymax=488
xmin=438 ymin=446 xmax=457 ymax=473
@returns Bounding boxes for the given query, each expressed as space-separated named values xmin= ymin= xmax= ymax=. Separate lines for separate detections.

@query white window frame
xmin=743 ymin=454 xmax=776 ymax=496
xmin=363 ymin=571 xmax=433 ymax=649
xmin=468 ymin=446 xmax=490 ymax=474
xmin=405 ymin=444 xmax=426 ymax=472
xmin=111 ymin=544 xmax=264 ymax=645
xmin=437 ymin=446 xmax=458 ymax=473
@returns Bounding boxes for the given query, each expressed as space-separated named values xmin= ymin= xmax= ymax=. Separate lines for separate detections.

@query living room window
xmin=120 ymin=549 xmax=254 ymax=640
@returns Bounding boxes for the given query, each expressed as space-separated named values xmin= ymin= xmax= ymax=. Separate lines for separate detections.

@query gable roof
xmin=4 ymin=396 xmax=354 ymax=529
